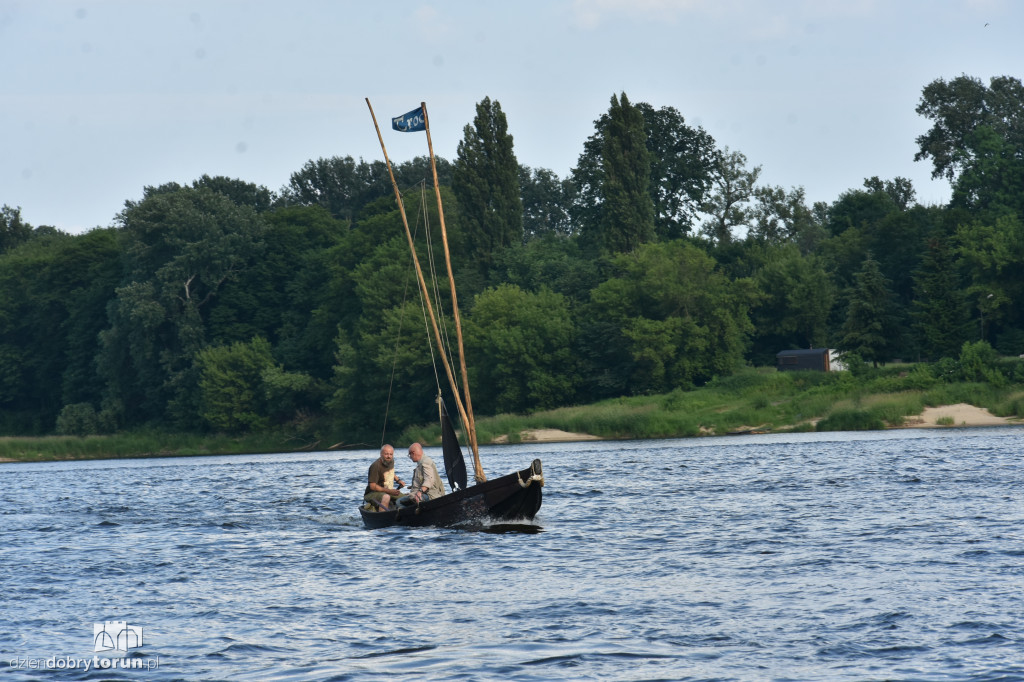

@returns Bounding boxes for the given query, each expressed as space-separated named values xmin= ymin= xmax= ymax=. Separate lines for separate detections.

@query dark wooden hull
xmin=359 ymin=459 xmax=543 ymax=529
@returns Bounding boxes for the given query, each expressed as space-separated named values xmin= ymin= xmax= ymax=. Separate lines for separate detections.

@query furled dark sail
xmin=440 ymin=398 xmax=468 ymax=492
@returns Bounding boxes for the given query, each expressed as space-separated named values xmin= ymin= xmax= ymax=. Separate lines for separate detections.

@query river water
xmin=2 ymin=427 xmax=1023 ymax=681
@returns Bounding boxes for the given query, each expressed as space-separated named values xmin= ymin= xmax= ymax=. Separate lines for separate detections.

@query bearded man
xmin=364 ymin=444 xmax=406 ymax=511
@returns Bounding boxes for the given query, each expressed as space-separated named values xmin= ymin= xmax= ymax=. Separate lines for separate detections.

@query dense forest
xmin=2 ymin=75 xmax=1022 ymax=443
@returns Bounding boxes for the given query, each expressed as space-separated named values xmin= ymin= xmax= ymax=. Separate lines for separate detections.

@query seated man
xmin=401 ymin=442 xmax=446 ymax=505
xmin=364 ymin=444 xmax=405 ymax=511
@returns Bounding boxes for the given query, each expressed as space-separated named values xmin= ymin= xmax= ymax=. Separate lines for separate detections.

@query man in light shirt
xmin=403 ymin=442 xmax=446 ymax=504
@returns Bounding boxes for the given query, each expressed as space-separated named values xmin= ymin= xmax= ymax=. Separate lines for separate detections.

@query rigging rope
xmin=421 ymin=188 xmax=461 ymax=401
xmin=418 ymin=184 xmax=473 ymax=458
xmin=415 ymin=182 xmax=445 ymax=398
xmin=380 ymin=181 xmax=440 ymax=446
xmin=380 ymin=181 xmax=473 ymax=471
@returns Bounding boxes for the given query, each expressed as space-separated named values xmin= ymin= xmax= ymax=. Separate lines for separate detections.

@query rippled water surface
xmin=3 ymin=427 xmax=1024 ymax=680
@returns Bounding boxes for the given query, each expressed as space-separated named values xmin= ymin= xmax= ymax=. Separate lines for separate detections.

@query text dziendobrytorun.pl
xmin=8 ymin=656 xmax=160 ymax=672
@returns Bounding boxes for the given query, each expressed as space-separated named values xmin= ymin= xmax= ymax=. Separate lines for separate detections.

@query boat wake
xmin=454 ymin=516 xmax=544 ymax=534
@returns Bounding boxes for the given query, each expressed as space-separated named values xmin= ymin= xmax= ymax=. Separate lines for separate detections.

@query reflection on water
xmin=2 ymin=427 xmax=1023 ymax=680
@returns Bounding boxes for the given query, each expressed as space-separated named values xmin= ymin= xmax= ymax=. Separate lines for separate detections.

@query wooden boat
xmin=358 ymin=458 xmax=543 ymax=529
xmin=360 ymin=100 xmax=544 ymax=529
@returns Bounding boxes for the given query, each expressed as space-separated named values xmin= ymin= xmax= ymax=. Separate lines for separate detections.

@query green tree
xmin=488 ymin=233 xmax=601 ymax=302
xmin=957 ymin=340 xmax=1006 ymax=385
xmin=915 ymin=74 xmax=1024 ymax=216
xmin=586 ymin=241 xmax=756 ymax=394
xmin=327 ymin=300 xmax=443 ymax=442
xmin=911 ymin=238 xmax=970 ymax=360
xmin=323 ymin=192 xmax=471 ymax=440
xmin=192 ymin=175 xmax=275 ymax=212
xmin=748 ymin=185 xmax=821 ymax=248
xmin=572 ymin=100 xmax=714 ymax=243
xmin=594 ymin=92 xmax=655 ymax=253
xmin=55 ymin=403 xmax=102 ymax=436
xmin=285 ymin=155 xmax=383 ymax=223
xmin=863 ymin=176 xmax=917 ymax=211
xmin=700 ymin=147 xmax=760 ymax=245
xmin=954 ymin=214 xmax=1024 ymax=340
xmin=52 ymin=229 xmax=123 ymax=409
xmin=98 ymin=185 xmax=265 ymax=427
xmin=749 ymin=245 xmax=836 ymax=363
xmin=284 ymin=156 xmax=452 ymax=224
xmin=819 ymin=179 xmax=928 ymax=313
xmin=839 ymin=256 xmax=898 ymax=366
xmin=453 ymin=97 xmax=523 ymax=268
xmin=209 ymin=205 xmax=347 ymax=377
xmin=519 ymin=166 xmax=573 ymax=239
xmin=465 ymin=284 xmax=577 ymax=413
xmin=1 ymin=205 xmax=33 ymax=254
xmin=196 ymin=337 xmax=275 ymax=432
xmin=950 ymin=124 xmax=1024 ymax=216
xmin=915 ymin=75 xmax=1024 ymax=181
xmin=0 ymin=229 xmax=120 ymax=433
xmin=635 ymin=103 xmax=717 ymax=239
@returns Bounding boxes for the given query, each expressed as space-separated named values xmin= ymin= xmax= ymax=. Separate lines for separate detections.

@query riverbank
xmin=508 ymin=402 xmax=1020 ymax=443
xmin=2 ymin=402 xmax=1020 ymax=464
xmin=4 ymin=364 xmax=1023 ymax=462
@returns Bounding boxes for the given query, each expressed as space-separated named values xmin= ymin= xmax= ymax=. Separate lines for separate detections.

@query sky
xmin=2 ymin=0 xmax=1022 ymax=234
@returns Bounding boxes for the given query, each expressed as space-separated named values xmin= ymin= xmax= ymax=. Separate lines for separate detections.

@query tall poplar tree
xmin=453 ymin=97 xmax=523 ymax=270
xmin=596 ymin=92 xmax=655 ymax=253
xmin=572 ymin=98 xmax=711 ymax=245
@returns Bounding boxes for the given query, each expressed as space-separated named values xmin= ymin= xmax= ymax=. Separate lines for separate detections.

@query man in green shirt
xmin=364 ymin=444 xmax=406 ymax=511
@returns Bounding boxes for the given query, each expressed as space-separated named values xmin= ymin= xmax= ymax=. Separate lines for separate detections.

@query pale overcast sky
xmin=2 ymin=0 xmax=1021 ymax=234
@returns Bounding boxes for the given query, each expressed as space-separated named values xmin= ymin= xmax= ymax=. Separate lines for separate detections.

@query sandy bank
xmin=900 ymin=403 xmax=1019 ymax=428
xmin=491 ymin=428 xmax=601 ymax=444
xmin=495 ymin=403 xmax=1020 ymax=443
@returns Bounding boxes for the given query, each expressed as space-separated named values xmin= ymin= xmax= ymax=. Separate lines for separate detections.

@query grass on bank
xmin=409 ymin=363 xmax=1024 ymax=445
xmin=0 ymin=430 xmax=311 ymax=463
xmin=3 ymin=361 xmax=1023 ymax=463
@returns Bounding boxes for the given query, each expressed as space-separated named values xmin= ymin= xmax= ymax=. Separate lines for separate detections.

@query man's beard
xmin=381 ymin=458 xmax=394 ymax=471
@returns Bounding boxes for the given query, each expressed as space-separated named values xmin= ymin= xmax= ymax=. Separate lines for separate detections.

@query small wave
xmin=212 ymin=642 xmax=296 ymax=656
xmin=352 ymin=644 xmax=438 ymax=659
xmin=955 ymin=633 xmax=1009 ymax=646
xmin=520 ymin=653 xmax=584 ymax=667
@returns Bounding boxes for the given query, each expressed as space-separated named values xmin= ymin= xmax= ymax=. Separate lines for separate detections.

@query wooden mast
xmin=420 ymin=101 xmax=485 ymax=484
xmin=365 ymin=98 xmax=485 ymax=483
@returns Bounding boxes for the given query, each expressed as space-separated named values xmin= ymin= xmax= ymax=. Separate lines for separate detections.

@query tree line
xmin=1 ymin=75 xmax=1022 ymax=442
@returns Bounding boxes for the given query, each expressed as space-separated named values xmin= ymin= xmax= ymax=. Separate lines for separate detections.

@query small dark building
xmin=776 ymin=348 xmax=831 ymax=372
